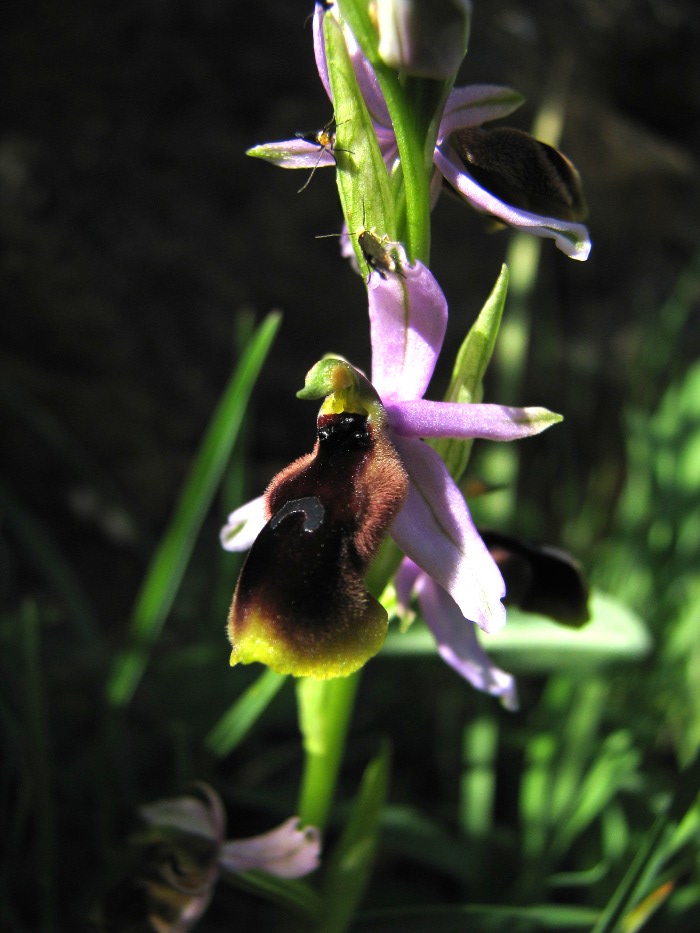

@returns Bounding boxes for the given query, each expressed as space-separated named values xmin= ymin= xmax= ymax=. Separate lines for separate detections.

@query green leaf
xmin=204 ymin=669 xmax=287 ymax=758
xmin=448 ymin=264 xmax=510 ymax=405
xmin=318 ymin=745 xmax=390 ymax=933
xmin=106 ymin=311 xmax=281 ymax=707
xmin=380 ymin=805 xmax=478 ymax=882
xmin=225 ymin=870 xmax=320 ymax=919
xmin=591 ymin=753 xmax=700 ymax=933
xmin=356 ymin=902 xmax=600 ymax=931
xmin=550 ymin=730 xmax=641 ymax=860
xmin=383 ymin=590 xmax=651 ymax=671
xmin=431 ymin=265 xmax=510 ymax=481
xmin=487 ymin=591 xmax=651 ymax=671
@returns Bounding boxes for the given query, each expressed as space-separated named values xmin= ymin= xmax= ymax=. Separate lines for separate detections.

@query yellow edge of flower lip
xmin=229 ymin=625 xmax=388 ymax=680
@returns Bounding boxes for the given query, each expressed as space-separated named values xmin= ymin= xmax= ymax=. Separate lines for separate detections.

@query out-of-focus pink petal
xmin=395 ymin=557 xmax=422 ymax=613
xmin=386 ymin=400 xmax=562 ymax=440
xmin=219 ymin=818 xmax=321 ymax=879
xmin=416 ymin=575 xmax=518 ymax=710
xmin=369 ymin=262 xmax=447 ymax=403
xmin=438 ymin=85 xmax=525 ymax=140
xmin=377 ymin=127 xmax=399 ymax=170
xmin=434 ymin=146 xmax=591 ymax=261
xmin=220 ymin=496 xmax=267 ymax=552
xmin=429 ymin=165 xmax=444 ymax=208
xmin=390 ymin=437 xmax=506 ymax=633
xmin=247 ymin=138 xmax=337 ymax=170
xmin=139 ymin=784 xmax=226 ymax=846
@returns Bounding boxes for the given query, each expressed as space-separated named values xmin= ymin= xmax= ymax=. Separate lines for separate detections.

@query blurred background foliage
xmin=1 ymin=0 xmax=700 ymax=930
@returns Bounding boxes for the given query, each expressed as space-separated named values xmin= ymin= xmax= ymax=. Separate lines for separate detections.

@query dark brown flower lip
xmin=228 ymin=401 xmax=408 ymax=678
xmin=448 ymin=126 xmax=587 ymax=223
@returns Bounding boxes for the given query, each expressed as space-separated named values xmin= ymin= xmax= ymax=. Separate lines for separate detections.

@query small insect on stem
xmin=355 ymin=199 xmax=407 ymax=281
xmin=295 ymin=120 xmax=352 ymax=193
xmin=357 ymin=228 xmax=406 ymax=281
xmin=316 ymin=200 xmax=407 ymax=282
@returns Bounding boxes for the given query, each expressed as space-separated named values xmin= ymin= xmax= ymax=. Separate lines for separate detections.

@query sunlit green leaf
xmin=384 ymin=591 xmax=651 ymax=671
xmin=205 ymin=669 xmax=287 ymax=758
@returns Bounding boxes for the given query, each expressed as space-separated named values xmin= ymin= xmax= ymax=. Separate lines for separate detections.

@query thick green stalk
xmin=297 ymin=672 xmax=361 ymax=830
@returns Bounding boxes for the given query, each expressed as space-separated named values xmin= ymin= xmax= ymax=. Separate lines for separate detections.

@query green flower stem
xmin=297 ymin=671 xmax=361 ymax=830
xmin=296 ymin=537 xmax=404 ymax=831
xmin=296 ymin=0 xmax=464 ymax=839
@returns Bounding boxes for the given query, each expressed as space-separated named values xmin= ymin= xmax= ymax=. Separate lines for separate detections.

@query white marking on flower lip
xmin=270 ymin=497 xmax=325 ymax=533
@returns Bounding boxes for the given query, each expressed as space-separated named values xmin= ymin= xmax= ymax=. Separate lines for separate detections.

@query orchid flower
xmin=100 ymin=783 xmax=320 ymax=932
xmin=247 ymin=3 xmax=590 ymax=261
xmin=221 ymin=261 xmax=561 ymax=696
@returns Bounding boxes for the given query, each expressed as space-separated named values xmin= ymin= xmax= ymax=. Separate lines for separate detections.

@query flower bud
xmin=375 ymin=0 xmax=472 ymax=79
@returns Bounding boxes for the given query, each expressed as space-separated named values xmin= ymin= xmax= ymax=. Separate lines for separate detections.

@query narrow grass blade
xmin=225 ymin=871 xmax=320 ymax=919
xmin=106 ymin=311 xmax=281 ymax=706
xmin=357 ymin=902 xmax=599 ymax=931
xmin=318 ymin=744 xmax=390 ymax=933
xmin=205 ymin=669 xmax=287 ymax=757
xmin=591 ymin=754 xmax=700 ymax=933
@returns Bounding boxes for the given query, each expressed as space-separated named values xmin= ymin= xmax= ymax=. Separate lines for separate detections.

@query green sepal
xmin=245 ymin=143 xmax=297 ymax=164
xmin=324 ymin=12 xmax=397 ymax=276
xmin=431 ymin=264 xmax=509 ymax=481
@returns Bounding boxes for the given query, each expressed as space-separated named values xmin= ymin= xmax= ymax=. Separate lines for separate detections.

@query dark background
xmin=2 ymin=0 xmax=699 ymax=927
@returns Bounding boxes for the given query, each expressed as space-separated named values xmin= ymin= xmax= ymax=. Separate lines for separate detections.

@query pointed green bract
xmin=431 ymin=264 xmax=510 ymax=481
xmin=246 ymin=143 xmax=295 ymax=164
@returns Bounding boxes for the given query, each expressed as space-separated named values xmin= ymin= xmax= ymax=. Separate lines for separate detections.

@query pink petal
xmin=434 ymin=146 xmax=591 ymax=261
xmin=438 ymin=85 xmax=525 ymax=140
xmin=314 ymin=2 xmax=391 ymax=131
xmin=139 ymin=784 xmax=226 ymax=846
xmin=369 ymin=261 xmax=447 ymax=403
xmin=313 ymin=3 xmax=332 ymax=100
xmin=342 ymin=20 xmax=392 ymax=129
xmin=386 ymin=401 xmax=562 ymax=440
xmin=220 ymin=496 xmax=267 ymax=552
xmin=219 ymin=817 xmax=321 ymax=879
xmin=416 ymin=574 xmax=518 ymax=710
xmin=390 ymin=437 xmax=506 ymax=633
